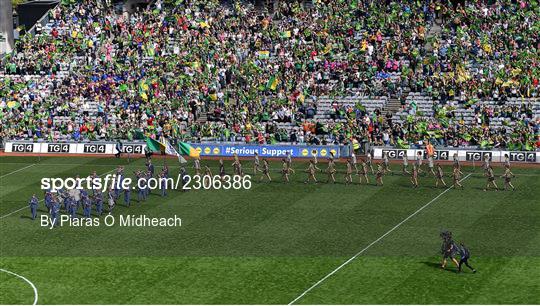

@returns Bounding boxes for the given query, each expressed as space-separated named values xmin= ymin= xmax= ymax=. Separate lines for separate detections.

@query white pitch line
xmin=0 ymin=268 xmax=39 ymax=305
xmin=0 ymin=168 xmax=116 ymax=220
xmin=0 ymin=164 xmax=36 ymax=179
xmin=288 ymin=173 xmax=472 ymax=305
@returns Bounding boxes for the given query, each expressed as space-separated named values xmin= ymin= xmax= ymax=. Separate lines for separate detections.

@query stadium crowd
xmin=0 ymin=0 xmax=538 ymax=151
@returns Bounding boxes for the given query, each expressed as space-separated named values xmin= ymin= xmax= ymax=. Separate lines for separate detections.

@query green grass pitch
xmin=1 ymin=155 xmax=539 ymax=304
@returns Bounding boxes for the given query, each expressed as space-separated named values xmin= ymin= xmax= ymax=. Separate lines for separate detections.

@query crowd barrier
xmin=4 ymin=141 xmax=145 ymax=155
xmin=4 ymin=141 xmax=538 ymax=163
xmin=372 ymin=147 xmax=539 ymax=163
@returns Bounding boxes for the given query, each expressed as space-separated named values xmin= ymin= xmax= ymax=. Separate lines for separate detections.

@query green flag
xmin=266 ymin=75 xmax=279 ymax=90
xmin=178 ymin=142 xmax=200 ymax=158
xmin=397 ymin=138 xmax=410 ymax=149
xmin=145 ymin=137 xmax=165 ymax=153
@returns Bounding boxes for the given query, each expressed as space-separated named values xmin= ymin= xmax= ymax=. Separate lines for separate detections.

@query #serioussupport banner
xmin=189 ymin=144 xmax=342 ymax=158
xmin=4 ymin=142 xmax=343 ymax=158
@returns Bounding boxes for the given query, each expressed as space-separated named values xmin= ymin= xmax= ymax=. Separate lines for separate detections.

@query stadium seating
xmin=1 ymin=0 xmax=538 ymax=150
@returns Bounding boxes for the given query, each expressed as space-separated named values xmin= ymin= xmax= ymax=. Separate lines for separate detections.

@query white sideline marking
xmin=0 ymin=168 xmax=116 ymax=220
xmin=0 ymin=164 xmax=36 ymax=179
xmin=0 ymin=268 xmax=39 ymax=305
xmin=288 ymin=173 xmax=472 ymax=305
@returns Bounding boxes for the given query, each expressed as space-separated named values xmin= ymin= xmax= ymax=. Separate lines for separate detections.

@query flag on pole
xmin=266 ymin=75 xmax=279 ymax=90
xmin=162 ymin=137 xmax=187 ymax=164
xmin=178 ymin=142 xmax=200 ymax=158
xmin=258 ymin=51 xmax=270 ymax=59
xmin=280 ymin=31 xmax=291 ymax=38
xmin=145 ymin=136 xmax=165 ymax=153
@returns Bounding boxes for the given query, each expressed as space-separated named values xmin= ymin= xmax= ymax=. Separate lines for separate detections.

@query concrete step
xmin=384 ymin=98 xmax=402 ymax=113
